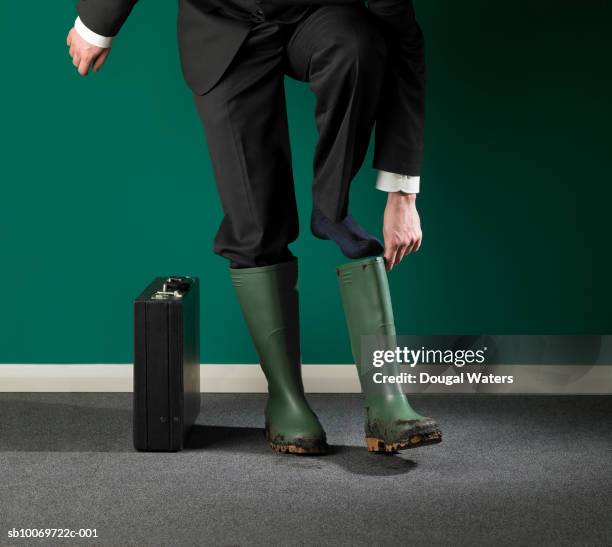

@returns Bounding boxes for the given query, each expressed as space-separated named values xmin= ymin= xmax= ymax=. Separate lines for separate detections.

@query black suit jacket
xmin=77 ymin=0 xmax=357 ymax=95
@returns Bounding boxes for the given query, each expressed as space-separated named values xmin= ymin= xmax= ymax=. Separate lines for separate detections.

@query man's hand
xmin=67 ymin=28 xmax=110 ymax=76
xmin=383 ymin=192 xmax=422 ymax=271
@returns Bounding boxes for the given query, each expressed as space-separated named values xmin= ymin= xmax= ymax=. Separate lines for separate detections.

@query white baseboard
xmin=0 ymin=364 xmax=359 ymax=393
xmin=0 ymin=364 xmax=611 ymax=394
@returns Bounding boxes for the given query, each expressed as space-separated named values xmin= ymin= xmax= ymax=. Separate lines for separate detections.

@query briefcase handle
xmin=152 ymin=276 xmax=193 ymax=300
xmin=164 ymin=277 xmax=193 ymax=292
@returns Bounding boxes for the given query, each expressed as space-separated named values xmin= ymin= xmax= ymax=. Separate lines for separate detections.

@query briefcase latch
xmin=152 ymin=276 xmax=192 ymax=300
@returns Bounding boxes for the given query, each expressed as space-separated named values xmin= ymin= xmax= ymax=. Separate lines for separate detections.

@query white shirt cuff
xmin=74 ymin=17 xmax=114 ymax=48
xmin=376 ymin=171 xmax=420 ymax=194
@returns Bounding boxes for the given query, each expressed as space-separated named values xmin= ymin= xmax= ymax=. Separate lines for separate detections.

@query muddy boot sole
xmin=268 ymin=441 xmax=328 ymax=455
xmin=366 ymin=430 xmax=442 ymax=453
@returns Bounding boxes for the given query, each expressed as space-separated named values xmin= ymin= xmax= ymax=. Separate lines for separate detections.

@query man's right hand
xmin=382 ymin=192 xmax=423 ymax=272
xmin=67 ymin=28 xmax=110 ymax=76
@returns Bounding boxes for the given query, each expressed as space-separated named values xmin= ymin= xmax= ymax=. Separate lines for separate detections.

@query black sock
xmin=311 ymin=207 xmax=384 ymax=259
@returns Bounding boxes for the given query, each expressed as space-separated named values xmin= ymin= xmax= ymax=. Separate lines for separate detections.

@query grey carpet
xmin=0 ymin=394 xmax=610 ymax=547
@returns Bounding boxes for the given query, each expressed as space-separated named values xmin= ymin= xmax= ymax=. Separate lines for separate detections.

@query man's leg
xmin=194 ymin=22 xmax=327 ymax=454
xmin=194 ymin=23 xmax=298 ymax=268
xmin=368 ymin=0 xmax=426 ymax=176
xmin=325 ymin=4 xmax=437 ymax=451
xmin=285 ymin=6 xmax=387 ymax=248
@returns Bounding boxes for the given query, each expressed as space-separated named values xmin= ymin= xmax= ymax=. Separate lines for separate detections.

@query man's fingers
xmin=392 ymin=235 xmax=423 ymax=267
xmin=384 ymin=246 xmax=399 ymax=272
xmin=414 ymin=236 xmax=422 ymax=252
xmin=69 ymin=46 xmax=108 ymax=75
xmin=93 ymin=49 xmax=110 ymax=72
xmin=404 ymin=240 xmax=417 ymax=257
xmin=409 ymin=234 xmax=422 ymax=254
xmin=396 ymin=244 xmax=409 ymax=265
xmin=399 ymin=241 xmax=415 ymax=265
xmin=78 ymin=58 xmax=91 ymax=76
xmin=383 ymin=252 xmax=392 ymax=271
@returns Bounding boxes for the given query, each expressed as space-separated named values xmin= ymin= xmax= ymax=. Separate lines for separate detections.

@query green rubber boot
xmin=337 ymin=257 xmax=442 ymax=452
xmin=230 ymin=260 xmax=328 ymax=455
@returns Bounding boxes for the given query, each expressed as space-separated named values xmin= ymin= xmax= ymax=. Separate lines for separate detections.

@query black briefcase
xmin=133 ymin=276 xmax=200 ymax=451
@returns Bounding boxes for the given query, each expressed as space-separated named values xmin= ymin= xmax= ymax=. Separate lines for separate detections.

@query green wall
xmin=0 ymin=2 xmax=610 ymax=364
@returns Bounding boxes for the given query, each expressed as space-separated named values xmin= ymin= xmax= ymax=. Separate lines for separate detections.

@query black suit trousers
xmin=75 ymin=1 xmax=426 ymax=266
xmin=195 ymin=5 xmax=387 ymax=267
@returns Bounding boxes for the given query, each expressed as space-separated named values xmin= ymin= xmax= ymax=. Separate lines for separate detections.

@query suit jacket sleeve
xmin=369 ymin=0 xmax=426 ymax=176
xmin=77 ymin=0 xmax=139 ymax=37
